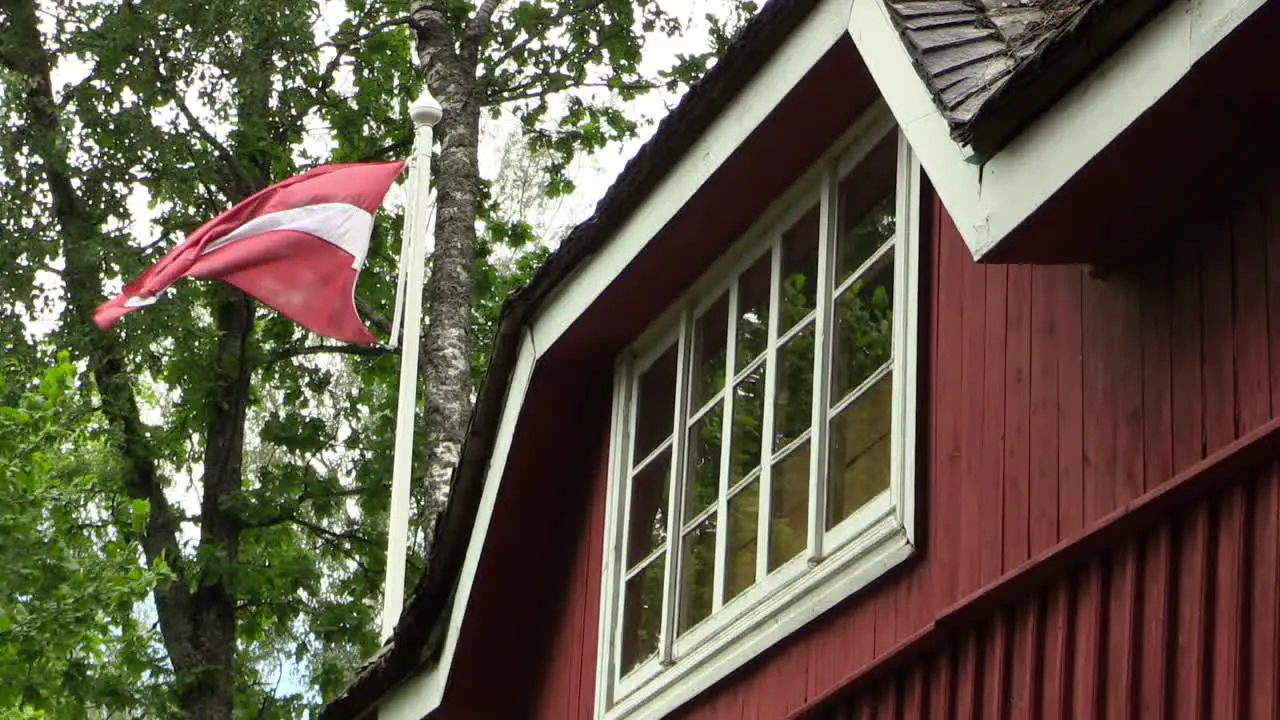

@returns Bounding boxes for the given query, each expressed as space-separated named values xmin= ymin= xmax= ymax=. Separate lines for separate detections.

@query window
xmin=597 ymin=108 xmax=921 ymax=719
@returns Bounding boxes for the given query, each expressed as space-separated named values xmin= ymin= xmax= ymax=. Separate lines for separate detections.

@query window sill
xmin=601 ymin=507 xmax=916 ymax=720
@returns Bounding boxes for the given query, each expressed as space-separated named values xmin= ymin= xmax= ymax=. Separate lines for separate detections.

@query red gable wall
xmin=509 ymin=140 xmax=1280 ymax=719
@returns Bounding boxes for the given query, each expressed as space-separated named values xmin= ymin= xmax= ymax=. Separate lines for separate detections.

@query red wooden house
xmin=327 ymin=0 xmax=1280 ymax=717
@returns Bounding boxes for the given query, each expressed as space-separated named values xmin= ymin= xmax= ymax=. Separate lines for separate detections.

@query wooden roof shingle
xmin=884 ymin=0 xmax=1173 ymax=155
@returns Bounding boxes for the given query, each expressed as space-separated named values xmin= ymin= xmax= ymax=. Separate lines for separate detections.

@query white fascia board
xmin=376 ymin=330 xmax=538 ymax=720
xmin=850 ymin=0 xmax=1268 ymax=261
xmin=529 ymin=0 xmax=855 ymax=357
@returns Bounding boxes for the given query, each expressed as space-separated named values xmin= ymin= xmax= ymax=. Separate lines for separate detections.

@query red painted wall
xmin=512 ymin=145 xmax=1280 ymax=719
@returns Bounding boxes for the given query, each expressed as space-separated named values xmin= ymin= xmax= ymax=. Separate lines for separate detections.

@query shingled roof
xmin=885 ymin=0 xmax=1173 ymax=156
xmin=323 ymin=0 xmax=1175 ymax=716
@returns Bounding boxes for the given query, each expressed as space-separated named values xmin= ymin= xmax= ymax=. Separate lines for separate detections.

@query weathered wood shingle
xmin=882 ymin=0 xmax=1173 ymax=155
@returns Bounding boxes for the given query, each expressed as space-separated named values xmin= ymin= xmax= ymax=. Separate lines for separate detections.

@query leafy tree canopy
xmin=0 ymin=0 xmax=755 ymax=714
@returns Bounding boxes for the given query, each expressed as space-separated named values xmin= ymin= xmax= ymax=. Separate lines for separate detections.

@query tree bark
xmin=409 ymin=0 xmax=487 ymax=555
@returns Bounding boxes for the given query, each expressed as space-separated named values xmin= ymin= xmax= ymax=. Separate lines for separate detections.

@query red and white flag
xmin=94 ymin=160 xmax=405 ymax=344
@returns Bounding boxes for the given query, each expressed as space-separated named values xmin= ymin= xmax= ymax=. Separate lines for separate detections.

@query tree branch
xmin=317 ymin=15 xmax=415 ymax=51
xmin=292 ymin=516 xmax=376 ymax=550
xmin=238 ymin=484 xmax=382 ymax=530
xmin=149 ymin=57 xmax=260 ymax=199
xmin=355 ymin=295 xmax=392 ymax=336
xmin=409 ymin=0 xmax=461 ymax=70
xmin=258 ymin=343 xmax=395 ymax=368
xmin=299 ymin=137 xmax=413 ymax=171
xmin=481 ymin=0 xmax=608 ymax=76
xmin=465 ymin=0 xmax=504 ymax=43
xmin=487 ymin=75 xmax=661 ymax=106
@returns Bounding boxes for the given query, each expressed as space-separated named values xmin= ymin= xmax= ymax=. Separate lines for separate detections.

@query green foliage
xmin=478 ymin=1 xmax=755 ymax=198
xmin=0 ymin=356 xmax=175 ymax=717
xmin=0 ymin=0 xmax=758 ymax=714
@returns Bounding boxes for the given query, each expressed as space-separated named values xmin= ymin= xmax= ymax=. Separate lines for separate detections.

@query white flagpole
xmin=382 ymin=86 xmax=442 ymax=641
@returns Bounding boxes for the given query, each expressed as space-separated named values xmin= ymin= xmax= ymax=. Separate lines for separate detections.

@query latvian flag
xmin=93 ymin=160 xmax=405 ymax=344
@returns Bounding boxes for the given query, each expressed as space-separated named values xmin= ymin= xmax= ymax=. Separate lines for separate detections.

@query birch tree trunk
xmin=408 ymin=0 xmax=493 ymax=554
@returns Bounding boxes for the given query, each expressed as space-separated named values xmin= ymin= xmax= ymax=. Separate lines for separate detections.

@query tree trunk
xmin=409 ymin=0 xmax=485 ymax=555
xmin=2 ymin=3 xmax=254 ymax=716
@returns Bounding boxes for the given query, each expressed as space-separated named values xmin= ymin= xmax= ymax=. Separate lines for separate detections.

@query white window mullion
xmin=755 ymin=240 xmax=782 ymax=582
xmin=712 ymin=284 xmax=739 ymax=610
xmin=607 ymin=357 xmax=634 ymax=694
xmin=659 ymin=309 xmax=693 ymax=665
xmin=890 ymin=131 xmax=921 ymax=542
xmin=807 ymin=167 xmax=837 ymax=564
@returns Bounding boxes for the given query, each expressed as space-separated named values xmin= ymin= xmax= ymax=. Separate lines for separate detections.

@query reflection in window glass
xmin=773 ymin=323 xmax=815 ymax=449
xmin=827 ymin=373 xmax=893 ymax=529
xmin=725 ymin=482 xmax=758 ymax=601
xmin=634 ymin=345 xmax=677 ymax=461
xmin=736 ymin=252 xmax=771 ymax=372
xmin=769 ymin=440 xmax=810 ymax=570
xmin=678 ymin=518 xmax=716 ymax=635
xmin=831 ymin=254 xmax=894 ymax=401
xmin=779 ymin=205 xmax=820 ymax=332
xmin=627 ymin=450 xmax=670 ymax=567
xmin=685 ymin=403 xmax=722 ymax=523
xmin=620 ymin=555 xmax=665 ymax=676
xmin=836 ymin=133 xmax=897 ymax=283
xmin=729 ymin=367 xmax=766 ymax=485
xmin=690 ymin=294 xmax=729 ymax=410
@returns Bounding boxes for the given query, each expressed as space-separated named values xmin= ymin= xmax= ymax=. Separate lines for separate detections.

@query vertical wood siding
xmin=808 ymin=459 xmax=1280 ymax=720
xmin=523 ymin=152 xmax=1280 ymax=719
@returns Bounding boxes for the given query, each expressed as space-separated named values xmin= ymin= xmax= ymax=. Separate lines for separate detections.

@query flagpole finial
xmin=410 ymin=87 xmax=443 ymax=128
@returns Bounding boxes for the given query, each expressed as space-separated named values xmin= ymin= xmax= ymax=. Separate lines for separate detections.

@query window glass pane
xmin=827 ymin=373 xmax=893 ymax=529
xmin=634 ymin=344 xmax=677 ymax=461
xmin=620 ymin=554 xmax=665 ymax=676
xmin=685 ymin=402 xmax=722 ymax=523
xmin=730 ymin=366 xmax=765 ymax=485
xmin=779 ymin=205 xmax=820 ymax=331
xmin=836 ymin=133 xmax=897 ymax=284
xmin=678 ymin=517 xmax=716 ymax=635
xmin=725 ymin=481 xmax=758 ymax=602
xmin=627 ymin=450 xmax=670 ymax=568
xmin=690 ymin=293 xmax=729 ymax=410
xmin=736 ymin=252 xmax=771 ymax=372
xmin=773 ymin=323 xmax=815 ymax=449
xmin=831 ymin=253 xmax=894 ymax=402
xmin=769 ymin=439 xmax=810 ymax=570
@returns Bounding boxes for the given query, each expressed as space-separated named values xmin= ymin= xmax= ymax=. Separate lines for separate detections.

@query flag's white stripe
xmin=201 ymin=202 xmax=375 ymax=269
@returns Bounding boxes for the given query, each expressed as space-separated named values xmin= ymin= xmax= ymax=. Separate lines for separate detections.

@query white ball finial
xmin=410 ymin=87 xmax=443 ymax=127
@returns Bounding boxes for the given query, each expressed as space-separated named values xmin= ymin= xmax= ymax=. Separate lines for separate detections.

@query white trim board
xmin=849 ymin=0 xmax=1269 ymax=260
xmin=375 ymin=330 xmax=538 ymax=720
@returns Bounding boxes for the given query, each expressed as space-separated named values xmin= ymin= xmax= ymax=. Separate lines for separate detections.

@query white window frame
xmin=594 ymin=103 xmax=921 ymax=720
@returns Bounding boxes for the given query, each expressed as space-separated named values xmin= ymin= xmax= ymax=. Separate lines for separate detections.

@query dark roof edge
xmin=321 ymin=1 xmax=824 ymax=716
xmin=957 ymin=0 xmax=1174 ymax=157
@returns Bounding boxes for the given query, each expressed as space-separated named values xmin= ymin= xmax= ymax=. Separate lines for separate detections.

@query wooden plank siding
xmin=522 ymin=152 xmax=1280 ymax=719
xmin=805 ymin=456 xmax=1280 ymax=720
